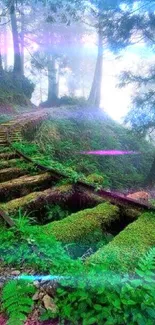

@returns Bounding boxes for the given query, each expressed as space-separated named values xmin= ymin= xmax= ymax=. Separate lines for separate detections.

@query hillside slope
xmin=21 ymin=107 xmax=155 ymax=190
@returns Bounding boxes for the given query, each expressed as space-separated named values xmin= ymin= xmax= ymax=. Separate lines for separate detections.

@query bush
xmin=86 ymin=173 xmax=110 ymax=188
xmin=0 ymin=71 xmax=34 ymax=107
xmin=59 ymin=95 xmax=87 ymax=106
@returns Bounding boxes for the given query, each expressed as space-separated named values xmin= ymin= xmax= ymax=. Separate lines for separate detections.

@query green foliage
xmin=2 ymin=280 xmax=35 ymax=325
xmin=86 ymin=173 xmax=110 ymax=188
xmin=50 ymin=247 xmax=155 ymax=325
xmin=12 ymin=140 xmax=85 ymax=183
xmin=0 ymin=71 xmax=34 ymax=108
xmin=22 ymin=114 xmax=154 ymax=190
xmin=0 ymin=210 xmax=81 ymax=274
xmin=63 ymin=232 xmax=113 ymax=260
xmin=59 ymin=95 xmax=87 ymax=106
xmin=45 ymin=204 xmax=69 ymax=221
xmin=0 ymin=146 xmax=12 ymax=153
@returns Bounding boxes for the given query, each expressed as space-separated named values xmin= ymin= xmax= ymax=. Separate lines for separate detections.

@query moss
xmin=0 ymin=158 xmax=23 ymax=169
xmin=0 ymin=172 xmax=53 ymax=201
xmin=0 ymin=184 xmax=73 ymax=214
xmin=41 ymin=202 xmax=119 ymax=243
xmin=86 ymin=212 xmax=155 ymax=272
xmin=86 ymin=174 xmax=104 ymax=185
xmin=0 ymin=167 xmax=26 ymax=183
xmin=0 ymin=152 xmax=17 ymax=160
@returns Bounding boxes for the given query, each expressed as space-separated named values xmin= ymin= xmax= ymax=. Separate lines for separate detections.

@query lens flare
xmin=79 ymin=150 xmax=140 ymax=155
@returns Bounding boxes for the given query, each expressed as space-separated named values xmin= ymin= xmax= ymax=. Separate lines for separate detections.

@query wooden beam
xmin=0 ymin=209 xmax=15 ymax=227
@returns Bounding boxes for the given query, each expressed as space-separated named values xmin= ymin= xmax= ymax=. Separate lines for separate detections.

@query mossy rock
xmin=41 ymin=202 xmax=119 ymax=244
xmin=86 ymin=212 xmax=155 ymax=272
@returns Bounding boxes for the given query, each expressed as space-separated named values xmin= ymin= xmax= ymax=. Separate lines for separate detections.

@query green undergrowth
xmin=12 ymin=141 xmax=99 ymax=186
xmin=51 ymin=247 xmax=155 ymax=325
xmin=1 ymin=208 xmax=155 ymax=325
xmin=0 ymin=210 xmax=81 ymax=274
xmin=14 ymin=159 xmax=39 ymax=175
xmin=86 ymin=211 xmax=155 ymax=272
xmin=1 ymin=247 xmax=155 ymax=325
xmin=0 ymin=203 xmax=118 ymax=271
xmin=21 ymin=111 xmax=155 ymax=190
xmin=0 ymin=146 xmax=12 ymax=153
xmin=45 ymin=203 xmax=70 ymax=222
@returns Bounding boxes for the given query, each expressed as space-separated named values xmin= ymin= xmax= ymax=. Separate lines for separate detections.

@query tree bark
xmin=10 ymin=1 xmax=22 ymax=76
xmin=144 ymin=154 xmax=155 ymax=187
xmin=47 ymin=55 xmax=59 ymax=105
xmin=0 ymin=51 xmax=3 ymax=73
xmin=87 ymin=25 xmax=103 ymax=108
xmin=0 ymin=27 xmax=3 ymax=73
xmin=20 ymin=2 xmax=25 ymax=75
xmin=3 ymin=18 xmax=8 ymax=70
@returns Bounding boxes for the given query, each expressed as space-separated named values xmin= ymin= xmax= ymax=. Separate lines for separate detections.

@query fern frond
xmin=136 ymin=247 xmax=155 ymax=279
xmin=2 ymin=280 xmax=35 ymax=325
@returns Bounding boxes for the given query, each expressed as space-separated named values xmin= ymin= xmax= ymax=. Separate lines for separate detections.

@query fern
xmin=136 ymin=247 xmax=155 ymax=280
xmin=2 ymin=280 xmax=35 ymax=325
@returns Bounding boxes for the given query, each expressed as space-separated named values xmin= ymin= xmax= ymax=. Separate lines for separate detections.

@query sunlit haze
xmin=5 ymin=26 xmax=153 ymax=123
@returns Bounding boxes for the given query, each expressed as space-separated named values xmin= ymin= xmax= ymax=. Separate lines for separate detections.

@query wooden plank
xmin=0 ymin=209 xmax=15 ymax=227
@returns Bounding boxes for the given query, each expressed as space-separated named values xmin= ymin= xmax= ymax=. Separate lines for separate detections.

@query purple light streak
xmin=79 ymin=150 xmax=141 ymax=155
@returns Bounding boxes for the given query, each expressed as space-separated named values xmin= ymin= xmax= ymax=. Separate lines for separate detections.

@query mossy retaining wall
xmin=86 ymin=211 xmax=155 ymax=272
xmin=41 ymin=202 xmax=119 ymax=243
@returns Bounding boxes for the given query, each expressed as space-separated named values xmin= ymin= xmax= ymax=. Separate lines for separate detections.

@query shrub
xmin=59 ymin=95 xmax=87 ymax=106
xmin=0 ymin=71 xmax=34 ymax=108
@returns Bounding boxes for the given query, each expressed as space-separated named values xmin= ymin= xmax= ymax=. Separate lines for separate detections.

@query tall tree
xmin=86 ymin=0 xmax=137 ymax=108
xmin=117 ymin=2 xmax=155 ymax=187
xmin=9 ymin=0 xmax=22 ymax=76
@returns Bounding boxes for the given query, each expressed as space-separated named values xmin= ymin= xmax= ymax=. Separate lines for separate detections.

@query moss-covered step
xmin=85 ymin=211 xmax=155 ymax=272
xmin=0 ymin=152 xmax=18 ymax=160
xmin=0 ymin=141 xmax=8 ymax=146
xmin=40 ymin=202 xmax=119 ymax=243
xmin=0 ymin=158 xmax=24 ymax=169
xmin=0 ymin=147 xmax=11 ymax=153
xmin=0 ymin=172 xmax=54 ymax=202
xmin=0 ymin=167 xmax=28 ymax=183
xmin=0 ymin=184 xmax=74 ymax=216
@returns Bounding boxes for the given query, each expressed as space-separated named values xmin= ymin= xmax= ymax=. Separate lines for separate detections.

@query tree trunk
xmin=10 ymin=1 xmax=22 ymax=76
xmin=144 ymin=154 xmax=155 ymax=187
xmin=47 ymin=55 xmax=59 ymax=105
xmin=0 ymin=36 xmax=3 ymax=73
xmin=2 ymin=17 xmax=8 ymax=70
xmin=87 ymin=26 xmax=103 ymax=108
xmin=20 ymin=0 xmax=24 ymax=75
xmin=0 ymin=52 xmax=3 ymax=73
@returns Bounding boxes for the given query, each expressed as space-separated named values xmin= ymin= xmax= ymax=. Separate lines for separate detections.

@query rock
xmin=32 ymin=291 xmax=40 ymax=301
xmin=38 ymin=291 xmax=45 ymax=299
xmin=33 ymin=280 xmax=40 ymax=288
xmin=11 ymin=270 xmax=20 ymax=276
xmin=43 ymin=294 xmax=58 ymax=313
